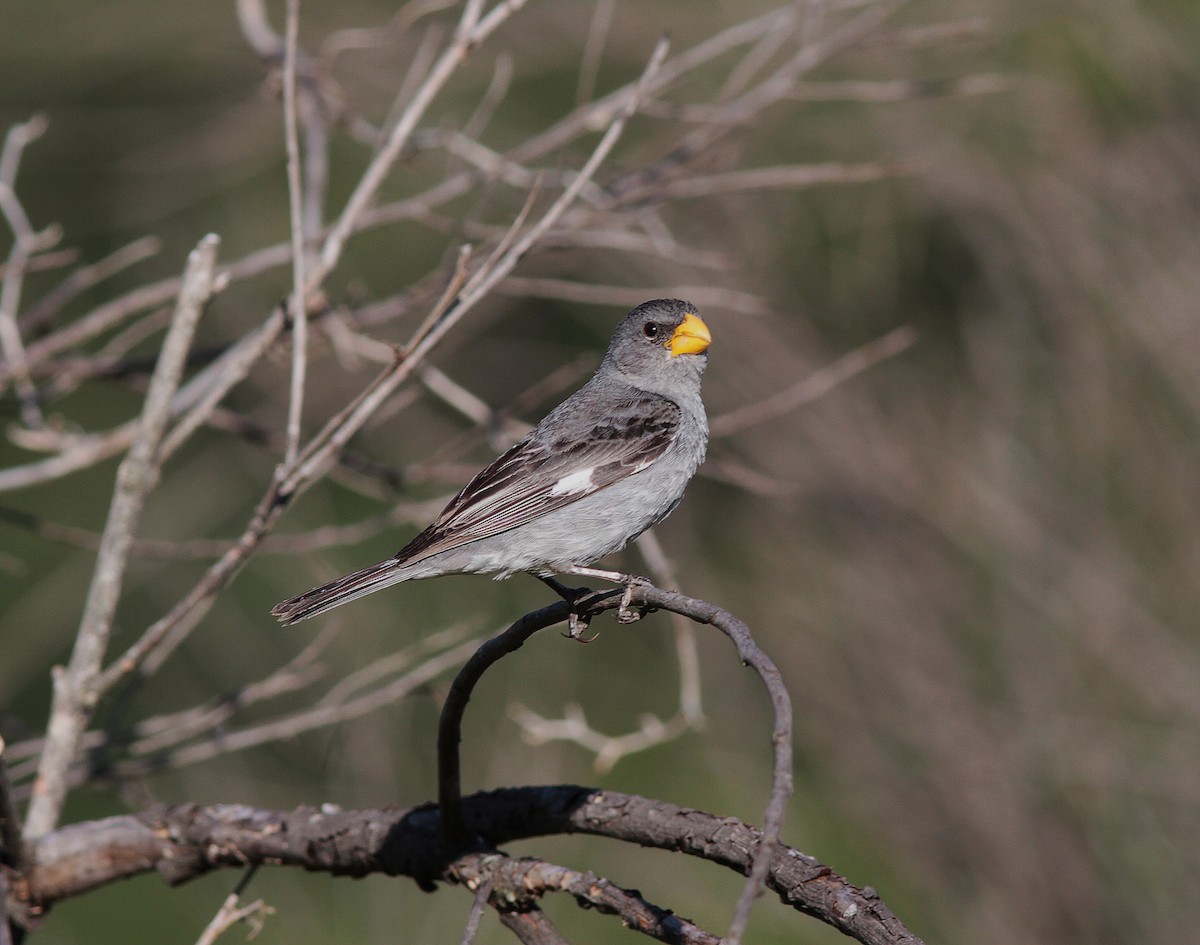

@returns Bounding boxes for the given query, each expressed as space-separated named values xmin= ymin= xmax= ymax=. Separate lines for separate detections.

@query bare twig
xmin=236 ymin=0 xmax=282 ymax=60
xmin=275 ymin=252 xmax=470 ymax=498
xmin=508 ymin=702 xmax=693 ymax=774
xmin=85 ymin=242 xmax=455 ymax=696
xmin=412 ymin=128 xmax=548 ymax=191
xmin=1 ymin=2 xmax=857 ymax=393
xmin=107 ymin=634 xmax=480 ymax=778
xmin=539 ymin=227 xmax=729 ymax=268
xmin=459 ymin=875 xmax=492 ymax=945
xmin=0 ymin=2 xmax=862 ymax=400
xmin=789 ymin=73 xmax=1009 ymax=102
xmin=0 ymin=874 xmax=11 ymax=945
xmin=658 ymin=161 xmax=910 ymax=199
xmin=635 ymin=530 xmax=703 ymax=725
xmin=441 ymin=34 xmax=673 ymax=325
xmin=8 ymin=249 xmax=271 ymax=384
xmin=314 ymin=623 xmax=475 ymax=708
xmin=0 ymin=247 xmax=77 ymax=280
xmin=0 ymin=428 xmax=137 ymax=494
xmin=380 ymin=24 xmax=445 ymax=148
xmin=159 ymin=312 xmax=287 ymax=462
xmin=868 ymin=16 xmax=989 ymax=46
xmin=6 ymin=631 xmax=482 ymax=796
xmin=717 ymin=7 xmax=797 ymax=101
xmin=311 ymin=0 xmax=530 ymax=289
xmin=0 ymin=309 xmax=279 ymax=496
xmin=281 ymin=35 xmax=668 ymax=500
xmin=576 ymin=0 xmax=616 ymax=106
xmin=496 ymin=276 xmax=768 ymax=315
xmin=452 ymin=853 xmax=720 ymax=945
xmin=19 ymin=236 xmax=160 ymax=334
xmin=194 ymin=866 xmax=272 ymax=945
xmin=0 ymin=496 xmax=445 ymax=562
xmin=282 ymin=0 xmax=309 ymax=465
xmin=497 ymin=906 xmax=568 ymax=945
xmin=462 ymin=52 xmax=513 ymax=142
xmin=37 ymin=306 xmax=173 ymax=400
xmin=604 ymin=1 xmax=905 ymax=208
xmin=318 ymin=0 xmax=458 ymax=66
xmin=422 ymin=361 xmax=499 ymax=419
xmin=509 ymin=529 xmax=705 ymax=772
xmin=0 ymin=114 xmax=58 ymax=427
xmin=504 ymin=5 xmax=800 ymax=164
xmin=710 ymin=325 xmax=918 ymax=437
xmin=23 ymin=234 xmax=220 ymax=840
xmin=0 ymin=737 xmax=26 ymax=872
xmin=4 ymin=626 xmax=339 ymax=777
xmin=397 ymin=243 xmax=475 ymax=367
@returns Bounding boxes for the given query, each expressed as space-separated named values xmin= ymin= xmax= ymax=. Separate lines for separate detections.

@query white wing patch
xmin=549 ymin=467 xmax=596 ymax=496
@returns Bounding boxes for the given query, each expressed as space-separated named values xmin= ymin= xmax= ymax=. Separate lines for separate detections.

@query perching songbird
xmin=272 ymin=299 xmax=711 ymax=627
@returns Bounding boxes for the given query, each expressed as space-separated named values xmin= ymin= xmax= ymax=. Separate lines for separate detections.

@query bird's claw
xmin=565 ymin=610 xmax=600 ymax=642
xmin=552 ymin=574 xmax=653 ymax=637
xmin=615 ymin=581 xmax=646 ymax=624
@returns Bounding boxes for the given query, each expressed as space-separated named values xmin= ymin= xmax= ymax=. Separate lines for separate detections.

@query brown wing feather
xmin=395 ymin=395 xmax=679 ymax=565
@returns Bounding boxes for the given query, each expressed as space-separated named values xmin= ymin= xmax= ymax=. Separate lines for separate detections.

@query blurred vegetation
xmin=2 ymin=1 xmax=1200 ymax=944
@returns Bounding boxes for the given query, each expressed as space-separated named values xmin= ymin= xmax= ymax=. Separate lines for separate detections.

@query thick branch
xmin=18 ymin=788 xmax=922 ymax=945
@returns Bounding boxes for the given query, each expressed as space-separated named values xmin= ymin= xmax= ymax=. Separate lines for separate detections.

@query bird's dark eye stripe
xmin=643 ymin=322 xmax=659 ymax=338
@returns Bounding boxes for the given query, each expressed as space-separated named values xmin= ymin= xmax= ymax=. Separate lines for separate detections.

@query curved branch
xmin=624 ymin=584 xmax=794 ymax=945
xmin=17 ymin=788 xmax=923 ymax=945
xmin=436 ymin=584 xmax=792 ymax=945
xmin=438 ymin=600 xmax=571 ymax=846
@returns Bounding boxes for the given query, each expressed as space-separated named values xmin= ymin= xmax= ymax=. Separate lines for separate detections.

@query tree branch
xmin=450 ymin=852 xmax=719 ymax=945
xmin=436 ymin=583 xmax=792 ymax=945
xmin=17 ymin=788 xmax=923 ymax=945
xmin=0 ymin=739 xmax=25 ymax=874
xmin=23 ymin=234 xmax=220 ymax=841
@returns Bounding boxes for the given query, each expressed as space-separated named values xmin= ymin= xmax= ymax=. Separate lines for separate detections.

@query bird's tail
xmin=271 ymin=558 xmax=413 ymax=625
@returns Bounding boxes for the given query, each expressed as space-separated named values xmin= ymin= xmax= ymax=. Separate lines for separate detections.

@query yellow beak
xmin=668 ymin=312 xmax=712 ymax=357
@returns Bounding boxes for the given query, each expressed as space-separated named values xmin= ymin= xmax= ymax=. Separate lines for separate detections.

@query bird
xmin=272 ymin=298 xmax=711 ymax=631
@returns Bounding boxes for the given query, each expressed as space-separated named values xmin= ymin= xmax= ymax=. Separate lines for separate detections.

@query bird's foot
xmin=537 ymin=575 xmax=601 ymax=641
xmin=538 ymin=570 xmax=655 ymax=638
xmin=566 ymin=610 xmax=601 ymax=643
xmin=615 ymin=576 xmax=654 ymax=624
xmin=559 ymin=567 xmax=655 ymax=626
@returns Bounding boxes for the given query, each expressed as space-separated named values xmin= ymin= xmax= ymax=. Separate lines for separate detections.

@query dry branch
xmin=0 ymin=115 xmax=57 ymax=428
xmin=17 ymin=788 xmax=923 ymax=945
xmin=450 ymin=852 xmax=719 ymax=945
xmin=435 ymin=583 xmax=791 ymax=945
xmin=23 ymin=234 xmax=220 ymax=840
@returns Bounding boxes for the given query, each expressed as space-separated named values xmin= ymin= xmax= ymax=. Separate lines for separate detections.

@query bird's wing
xmin=395 ymin=394 xmax=680 ymax=564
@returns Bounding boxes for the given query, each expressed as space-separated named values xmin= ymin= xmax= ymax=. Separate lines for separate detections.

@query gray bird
xmin=272 ymin=299 xmax=711 ymax=628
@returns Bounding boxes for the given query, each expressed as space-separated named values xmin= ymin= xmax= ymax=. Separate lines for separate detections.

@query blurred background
xmin=2 ymin=1 xmax=1199 ymax=943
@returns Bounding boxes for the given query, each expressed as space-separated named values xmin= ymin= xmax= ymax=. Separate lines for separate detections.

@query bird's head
xmin=603 ymin=299 xmax=712 ymax=393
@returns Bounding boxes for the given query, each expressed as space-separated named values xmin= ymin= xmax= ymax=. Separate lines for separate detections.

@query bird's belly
xmin=419 ymin=422 xmax=705 ymax=579
xmin=428 ymin=472 xmax=685 ymax=578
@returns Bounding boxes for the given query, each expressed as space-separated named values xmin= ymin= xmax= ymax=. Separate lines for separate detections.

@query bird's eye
xmin=643 ymin=322 xmax=659 ymax=339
